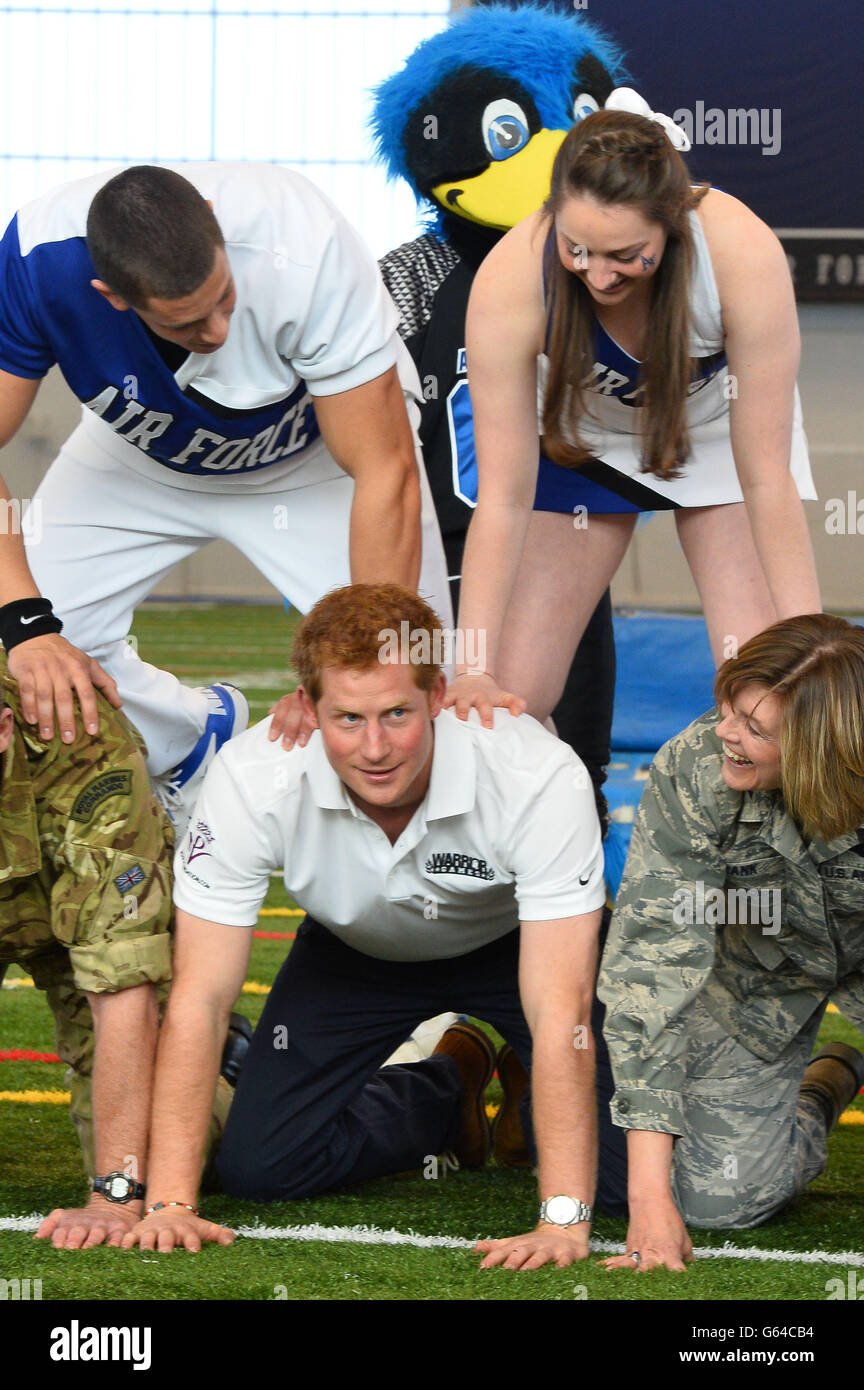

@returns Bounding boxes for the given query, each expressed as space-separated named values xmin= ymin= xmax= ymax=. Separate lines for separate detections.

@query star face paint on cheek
xmin=640 ymin=254 xmax=656 ymax=271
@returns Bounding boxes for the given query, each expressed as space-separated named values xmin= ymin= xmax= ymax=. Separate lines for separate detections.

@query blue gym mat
xmin=604 ymin=611 xmax=715 ymax=896
xmin=611 ymin=610 xmax=716 ymax=750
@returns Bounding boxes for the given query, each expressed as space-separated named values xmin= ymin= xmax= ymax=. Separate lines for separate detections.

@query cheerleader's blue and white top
xmin=534 ymin=209 xmax=816 ymax=513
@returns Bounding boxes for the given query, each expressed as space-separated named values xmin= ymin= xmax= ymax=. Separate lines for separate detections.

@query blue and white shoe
xmin=154 ymin=683 xmax=249 ymax=843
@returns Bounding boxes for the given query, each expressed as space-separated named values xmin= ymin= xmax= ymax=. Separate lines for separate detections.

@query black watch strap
xmin=92 ymin=1172 xmax=146 ymax=1204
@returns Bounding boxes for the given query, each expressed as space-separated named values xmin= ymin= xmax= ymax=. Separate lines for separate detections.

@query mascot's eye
xmin=481 ymin=99 xmax=530 ymax=161
xmin=573 ymin=92 xmax=600 ymax=122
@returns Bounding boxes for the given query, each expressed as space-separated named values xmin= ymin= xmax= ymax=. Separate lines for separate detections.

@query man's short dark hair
xmin=86 ymin=165 xmax=225 ymax=307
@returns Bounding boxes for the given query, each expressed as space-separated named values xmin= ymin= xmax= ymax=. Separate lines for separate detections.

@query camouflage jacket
xmin=598 ymin=710 xmax=864 ymax=1134
xmin=0 ymin=656 xmax=174 ymax=994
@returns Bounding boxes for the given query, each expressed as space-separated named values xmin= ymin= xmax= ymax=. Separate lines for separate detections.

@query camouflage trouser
xmin=9 ymin=951 xmax=230 ymax=1182
xmin=671 ymin=994 xmax=828 ymax=1230
xmin=7 ymin=948 xmax=100 ymax=1176
xmin=5 ymin=956 xmax=233 ymax=1184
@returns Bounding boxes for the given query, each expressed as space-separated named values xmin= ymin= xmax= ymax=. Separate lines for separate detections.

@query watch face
xmin=544 ymin=1195 xmax=579 ymax=1226
xmin=106 ymin=1175 xmax=131 ymax=1201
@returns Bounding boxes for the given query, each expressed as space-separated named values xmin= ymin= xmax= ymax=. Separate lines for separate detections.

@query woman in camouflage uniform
xmin=598 ymin=613 xmax=864 ymax=1271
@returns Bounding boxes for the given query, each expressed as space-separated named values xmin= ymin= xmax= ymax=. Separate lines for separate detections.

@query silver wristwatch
xmin=539 ymin=1195 xmax=593 ymax=1227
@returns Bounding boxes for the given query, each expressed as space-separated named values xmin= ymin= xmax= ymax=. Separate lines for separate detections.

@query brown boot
xmin=433 ymin=1022 xmax=496 ymax=1168
xmin=491 ymin=1045 xmax=533 ymax=1169
xmin=799 ymin=1043 xmax=864 ymax=1130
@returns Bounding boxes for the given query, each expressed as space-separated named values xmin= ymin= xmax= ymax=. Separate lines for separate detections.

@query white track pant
xmin=25 ymin=410 xmax=452 ymax=776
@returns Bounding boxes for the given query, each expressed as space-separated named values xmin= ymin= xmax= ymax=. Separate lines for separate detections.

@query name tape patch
xmin=70 ymin=770 xmax=132 ymax=823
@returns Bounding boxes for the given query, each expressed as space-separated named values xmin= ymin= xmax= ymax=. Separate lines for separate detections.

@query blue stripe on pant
xmin=217 ymin=916 xmax=627 ymax=1212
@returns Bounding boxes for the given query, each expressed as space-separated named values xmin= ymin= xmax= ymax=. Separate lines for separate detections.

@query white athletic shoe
xmin=153 ymin=683 xmax=249 ymax=844
xmin=382 ymin=1013 xmax=465 ymax=1067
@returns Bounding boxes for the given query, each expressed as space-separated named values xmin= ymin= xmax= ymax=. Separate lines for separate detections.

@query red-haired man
xmin=124 ymin=584 xmax=626 ymax=1271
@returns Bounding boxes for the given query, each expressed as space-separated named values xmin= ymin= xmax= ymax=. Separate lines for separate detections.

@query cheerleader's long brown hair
xmin=541 ymin=110 xmax=709 ymax=480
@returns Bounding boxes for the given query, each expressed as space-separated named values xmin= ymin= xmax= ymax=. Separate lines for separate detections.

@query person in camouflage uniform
xmin=0 ymin=650 xmax=174 ymax=1246
xmin=598 ymin=613 xmax=864 ymax=1272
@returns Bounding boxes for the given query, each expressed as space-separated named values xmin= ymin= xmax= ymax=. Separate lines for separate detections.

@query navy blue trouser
xmin=217 ymin=916 xmax=628 ymax=1212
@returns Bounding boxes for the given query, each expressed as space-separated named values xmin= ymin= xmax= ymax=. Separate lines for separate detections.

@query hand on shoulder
xmin=443 ymin=671 xmax=527 ymax=728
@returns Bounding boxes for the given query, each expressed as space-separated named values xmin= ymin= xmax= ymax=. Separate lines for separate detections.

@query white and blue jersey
xmin=0 ymin=162 xmax=404 ymax=490
xmin=534 ymin=208 xmax=816 ymax=512
xmin=534 ymin=317 xmax=729 ymax=514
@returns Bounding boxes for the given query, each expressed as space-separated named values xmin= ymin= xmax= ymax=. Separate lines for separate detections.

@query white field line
xmin=2 ymin=1215 xmax=863 ymax=1266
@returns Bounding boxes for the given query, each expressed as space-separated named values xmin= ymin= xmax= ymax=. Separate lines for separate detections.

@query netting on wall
xmin=0 ymin=1 xmax=448 ymax=254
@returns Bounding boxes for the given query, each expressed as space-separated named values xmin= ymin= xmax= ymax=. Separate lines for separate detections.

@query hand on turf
xmin=443 ymin=672 xmax=526 ymax=729
xmin=8 ymin=633 xmax=121 ymax=742
xmin=120 ymin=1209 xmax=236 ymax=1253
xmin=474 ymin=1223 xmax=590 ymax=1271
xmin=267 ymin=690 xmax=317 ymax=750
xmin=601 ymin=1198 xmax=692 ymax=1273
xmin=35 ymin=1198 xmax=141 ymax=1250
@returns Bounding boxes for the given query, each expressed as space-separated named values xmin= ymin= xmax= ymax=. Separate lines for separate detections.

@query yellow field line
xmin=0 ymin=1090 xmax=70 ymax=1104
xmin=1 ymin=975 xmax=841 ymax=990
xmin=259 ymin=908 xmax=304 ymax=917
xmin=0 ymin=1088 xmax=861 ymax=1130
xmin=0 ymin=977 xmax=859 ymax=1119
xmin=1 ymin=975 xmax=272 ymax=996
xmin=1 ymin=970 xmax=844 ymax=982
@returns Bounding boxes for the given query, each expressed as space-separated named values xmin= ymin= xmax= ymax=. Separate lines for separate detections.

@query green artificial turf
xmin=1 ymin=604 xmax=862 ymax=1303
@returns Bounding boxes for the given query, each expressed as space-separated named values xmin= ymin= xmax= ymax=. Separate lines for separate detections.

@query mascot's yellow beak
xmin=431 ymin=128 xmax=567 ymax=231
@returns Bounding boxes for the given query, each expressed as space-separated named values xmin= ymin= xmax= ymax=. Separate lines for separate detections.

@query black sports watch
xmin=92 ymin=1172 xmax=146 ymax=1204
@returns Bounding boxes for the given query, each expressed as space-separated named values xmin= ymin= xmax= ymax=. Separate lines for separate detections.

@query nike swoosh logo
xmin=579 ymin=873 xmax=592 ymax=885
xmin=20 ymin=614 xmax=43 ymax=624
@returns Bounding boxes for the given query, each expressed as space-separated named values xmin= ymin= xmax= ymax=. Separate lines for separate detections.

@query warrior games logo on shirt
xmin=425 ymin=852 xmax=495 ymax=880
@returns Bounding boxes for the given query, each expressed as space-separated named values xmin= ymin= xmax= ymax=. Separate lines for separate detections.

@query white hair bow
xmin=574 ymin=86 xmax=691 ymax=153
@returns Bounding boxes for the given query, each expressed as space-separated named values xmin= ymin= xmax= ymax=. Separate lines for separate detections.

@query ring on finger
xmin=629 ymin=1250 xmax=641 ymax=1265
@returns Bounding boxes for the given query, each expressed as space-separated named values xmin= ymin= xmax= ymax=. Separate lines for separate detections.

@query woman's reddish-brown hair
xmin=714 ymin=613 xmax=864 ymax=840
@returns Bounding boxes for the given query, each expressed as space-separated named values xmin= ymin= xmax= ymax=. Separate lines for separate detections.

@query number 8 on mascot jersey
xmin=0 ymin=161 xmax=452 ymax=778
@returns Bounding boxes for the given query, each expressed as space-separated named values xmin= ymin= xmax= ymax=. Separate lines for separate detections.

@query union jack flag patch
xmin=114 ymin=864 xmax=145 ymax=894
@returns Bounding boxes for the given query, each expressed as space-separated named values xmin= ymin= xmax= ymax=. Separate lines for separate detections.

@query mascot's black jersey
xmin=380 ymin=219 xmax=493 ymax=546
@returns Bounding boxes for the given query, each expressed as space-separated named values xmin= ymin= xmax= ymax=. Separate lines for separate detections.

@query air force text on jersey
xmin=82 ymin=378 xmax=319 ymax=475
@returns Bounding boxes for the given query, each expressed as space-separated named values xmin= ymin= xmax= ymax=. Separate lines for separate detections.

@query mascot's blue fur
xmin=371 ymin=1 xmax=629 ymax=229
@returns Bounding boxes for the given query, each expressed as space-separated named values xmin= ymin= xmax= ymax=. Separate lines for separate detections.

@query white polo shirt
xmin=173 ymin=708 xmax=605 ymax=962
